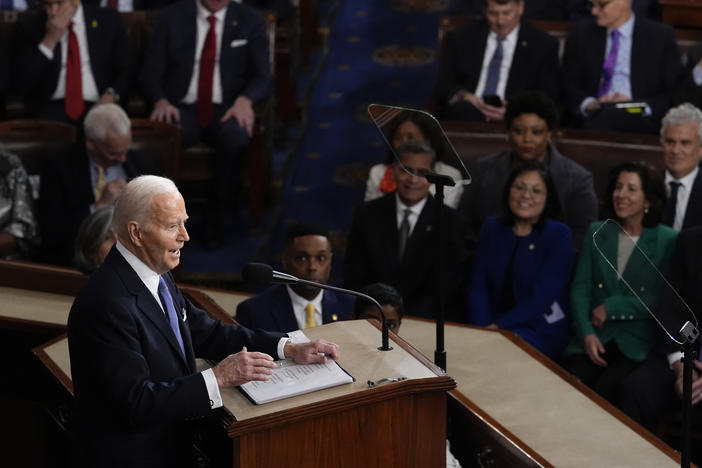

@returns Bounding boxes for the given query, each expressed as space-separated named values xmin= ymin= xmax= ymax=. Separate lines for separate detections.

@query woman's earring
xmin=644 ymin=207 xmax=649 ymax=214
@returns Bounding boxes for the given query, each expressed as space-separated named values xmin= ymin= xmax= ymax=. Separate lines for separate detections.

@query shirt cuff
xmin=580 ymin=97 xmax=597 ymax=117
xmin=448 ymin=90 xmax=468 ymax=106
xmin=693 ymin=64 xmax=702 ymax=87
xmin=38 ymin=43 xmax=54 ymax=60
xmin=667 ymin=351 xmax=684 ymax=369
xmin=277 ymin=337 xmax=290 ymax=359
xmin=201 ymin=368 xmax=222 ymax=409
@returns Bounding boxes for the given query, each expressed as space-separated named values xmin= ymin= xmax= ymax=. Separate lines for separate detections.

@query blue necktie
xmin=483 ymin=35 xmax=504 ymax=97
xmin=158 ymin=276 xmax=185 ymax=357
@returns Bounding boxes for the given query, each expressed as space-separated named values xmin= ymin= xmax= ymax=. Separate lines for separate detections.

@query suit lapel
xmin=272 ymin=285 xmax=298 ymax=332
xmin=109 ymin=249 xmax=191 ymax=370
xmin=83 ymin=6 xmax=99 ymax=91
xmin=594 ymin=222 xmax=620 ymax=291
xmin=630 ymin=18 xmax=644 ymax=99
xmin=321 ymin=291 xmax=339 ymax=324
xmin=592 ymin=26 xmax=608 ymax=91
xmin=381 ymin=195 xmax=401 ymax=269
xmin=506 ymin=23 xmax=528 ymax=93
xmin=402 ymin=197 xmax=435 ymax=267
xmin=219 ymin=2 xmax=240 ymax=85
xmin=183 ymin=1 xmax=198 ymax=83
xmin=683 ymin=168 xmax=702 ymax=229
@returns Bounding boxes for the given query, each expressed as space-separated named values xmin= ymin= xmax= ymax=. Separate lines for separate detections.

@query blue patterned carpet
xmin=180 ymin=0 xmax=459 ymax=285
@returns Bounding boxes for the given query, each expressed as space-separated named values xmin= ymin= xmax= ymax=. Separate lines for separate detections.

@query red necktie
xmin=197 ymin=15 xmax=217 ymax=128
xmin=65 ymin=21 xmax=84 ymax=121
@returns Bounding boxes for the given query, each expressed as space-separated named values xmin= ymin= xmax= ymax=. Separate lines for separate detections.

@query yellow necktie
xmin=304 ymin=303 xmax=317 ymax=328
xmin=94 ymin=165 xmax=107 ymax=201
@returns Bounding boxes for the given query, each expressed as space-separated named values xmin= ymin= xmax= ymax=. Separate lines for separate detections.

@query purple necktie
xmin=483 ymin=35 xmax=504 ymax=97
xmin=158 ymin=276 xmax=185 ymax=357
xmin=597 ymin=30 xmax=620 ymax=98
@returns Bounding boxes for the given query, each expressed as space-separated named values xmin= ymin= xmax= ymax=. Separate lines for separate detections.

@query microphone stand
xmin=424 ymin=172 xmax=455 ymax=371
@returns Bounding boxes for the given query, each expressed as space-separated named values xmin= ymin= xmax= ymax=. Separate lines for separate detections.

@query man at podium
xmin=66 ymin=175 xmax=339 ymax=468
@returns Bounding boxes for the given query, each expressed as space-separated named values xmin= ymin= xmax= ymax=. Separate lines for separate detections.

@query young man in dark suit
xmin=344 ymin=140 xmax=467 ymax=320
xmin=67 ymin=175 xmax=339 ymax=467
xmin=659 ymin=103 xmax=702 ymax=231
xmin=434 ymin=0 xmax=560 ymax=122
xmin=15 ymin=0 xmax=135 ymax=122
xmin=38 ymin=103 xmax=155 ymax=266
xmin=236 ymin=223 xmax=354 ymax=333
xmin=562 ymin=0 xmax=683 ymax=133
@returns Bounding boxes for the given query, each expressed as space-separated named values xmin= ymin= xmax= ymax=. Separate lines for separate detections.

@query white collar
xmin=71 ymin=3 xmax=84 ymax=27
xmin=286 ymin=285 xmax=323 ymax=310
xmin=115 ymin=240 xmax=161 ymax=298
xmin=489 ymin=23 xmax=520 ymax=43
xmin=396 ymin=193 xmax=428 ymax=217
xmin=196 ymin=0 xmax=227 ymax=22
xmin=666 ymin=165 xmax=699 ymax=189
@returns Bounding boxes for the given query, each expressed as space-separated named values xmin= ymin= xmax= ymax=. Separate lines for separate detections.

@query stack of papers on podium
xmin=239 ymin=330 xmax=354 ymax=405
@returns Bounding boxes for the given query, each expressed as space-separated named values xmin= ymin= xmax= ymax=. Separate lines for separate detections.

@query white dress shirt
xmin=182 ymin=0 xmax=226 ymax=105
xmin=286 ymin=286 xmax=323 ymax=330
xmin=38 ymin=3 xmax=100 ymax=102
xmin=395 ymin=194 xmax=427 ymax=237
xmin=665 ymin=165 xmax=699 ymax=231
xmin=473 ymin=25 xmax=520 ymax=99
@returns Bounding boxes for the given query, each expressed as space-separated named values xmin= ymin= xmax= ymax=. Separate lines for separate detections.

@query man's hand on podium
xmin=284 ymin=339 xmax=340 ymax=365
xmin=213 ymin=346 xmax=277 ymax=388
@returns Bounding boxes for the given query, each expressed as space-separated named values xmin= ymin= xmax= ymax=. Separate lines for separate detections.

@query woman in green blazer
xmin=564 ymin=161 xmax=677 ymax=404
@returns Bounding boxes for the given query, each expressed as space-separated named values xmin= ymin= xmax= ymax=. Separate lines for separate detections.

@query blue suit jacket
xmin=139 ymin=0 xmax=271 ymax=107
xmin=467 ymin=217 xmax=574 ymax=358
xmin=67 ymin=247 xmax=283 ymax=467
xmin=235 ymin=284 xmax=354 ymax=333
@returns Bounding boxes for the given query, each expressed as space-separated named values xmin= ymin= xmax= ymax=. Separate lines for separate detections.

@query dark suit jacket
xmin=67 ymin=247 xmax=283 ymax=467
xmin=672 ymin=165 xmax=702 ymax=231
xmin=562 ymin=16 xmax=683 ymax=123
xmin=674 ymin=42 xmax=702 ymax=108
xmin=139 ymin=0 xmax=271 ymax=108
xmin=38 ymin=144 xmax=156 ymax=265
xmin=462 ymin=145 xmax=597 ymax=251
xmin=434 ymin=19 xmax=560 ymax=108
xmin=15 ymin=6 xmax=135 ymax=117
xmin=344 ymin=194 xmax=467 ymax=320
xmin=235 ymin=284 xmax=354 ymax=333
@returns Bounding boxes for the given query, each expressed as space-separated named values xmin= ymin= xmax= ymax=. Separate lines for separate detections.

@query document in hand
xmin=239 ymin=358 xmax=354 ymax=405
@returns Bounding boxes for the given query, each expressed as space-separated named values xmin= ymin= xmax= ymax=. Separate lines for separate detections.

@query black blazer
xmin=673 ymin=165 xmax=702 ymax=231
xmin=15 ymin=5 xmax=135 ymax=116
xmin=38 ymin=144 xmax=156 ymax=266
xmin=344 ymin=194 xmax=467 ymax=320
xmin=67 ymin=247 xmax=283 ymax=467
xmin=562 ymin=16 xmax=683 ymax=122
xmin=139 ymin=0 xmax=271 ymax=107
xmin=434 ymin=20 xmax=560 ymax=107
xmin=674 ymin=42 xmax=702 ymax=108
xmin=236 ymin=284 xmax=354 ymax=333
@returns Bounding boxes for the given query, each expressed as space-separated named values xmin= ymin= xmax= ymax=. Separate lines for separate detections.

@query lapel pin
xmin=91 ymin=20 xmax=98 ymax=28
xmin=426 ymin=225 xmax=433 ymax=232
xmin=232 ymin=20 xmax=238 ymax=27
xmin=521 ymin=40 xmax=527 ymax=47
xmin=528 ymin=243 xmax=535 ymax=250
xmin=332 ymin=314 xmax=338 ymax=321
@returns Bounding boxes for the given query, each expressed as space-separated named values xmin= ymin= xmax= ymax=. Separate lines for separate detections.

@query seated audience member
xmin=461 ymin=92 xmax=597 ymax=250
xmin=467 ymin=161 xmax=573 ymax=360
xmin=618 ymin=227 xmax=702 ymax=444
xmin=366 ymin=110 xmax=464 ymax=209
xmin=0 ymin=0 xmax=42 ymax=10
xmin=0 ymin=151 xmax=40 ymax=259
xmin=236 ymin=223 xmax=354 ymax=333
xmin=15 ymin=0 xmax=135 ymax=123
xmin=39 ymin=103 xmax=155 ymax=266
xmin=73 ymin=205 xmax=115 ymax=273
xmin=434 ymin=0 xmax=559 ymax=122
xmin=660 ymin=103 xmax=702 ymax=230
xmin=567 ymin=0 xmax=660 ymax=20
xmin=140 ymin=0 xmax=272 ymax=244
xmin=563 ymin=161 xmax=676 ymax=404
xmin=676 ymin=43 xmax=702 ymax=109
xmin=345 ymin=140 xmax=467 ymax=321
xmin=353 ymin=282 xmax=404 ymax=334
xmin=562 ymin=0 xmax=682 ymax=133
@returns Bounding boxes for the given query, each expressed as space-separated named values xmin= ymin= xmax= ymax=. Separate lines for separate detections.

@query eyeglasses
xmin=511 ymin=183 xmax=547 ymax=198
xmin=587 ymin=0 xmax=615 ymax=11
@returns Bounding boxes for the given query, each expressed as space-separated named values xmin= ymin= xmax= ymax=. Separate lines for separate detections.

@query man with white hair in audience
xmin=659 ymin=103 xmax=702 ymax=231
xmin=38 ymin=103 xmax=155 ymax=265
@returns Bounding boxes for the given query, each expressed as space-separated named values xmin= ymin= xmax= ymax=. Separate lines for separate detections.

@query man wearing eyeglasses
xmin=344 ymin=140 xmax=467 ymax=321
xmin=562 ymin=0 xmax=683 ymax=134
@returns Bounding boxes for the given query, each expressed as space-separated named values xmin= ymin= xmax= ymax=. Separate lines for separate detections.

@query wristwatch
xmin=104 ymin=87 xmax=120 ymax=103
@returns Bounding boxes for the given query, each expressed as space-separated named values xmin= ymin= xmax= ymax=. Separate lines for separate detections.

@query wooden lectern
xmin=35 ymin=320 xmax=455 ymax=468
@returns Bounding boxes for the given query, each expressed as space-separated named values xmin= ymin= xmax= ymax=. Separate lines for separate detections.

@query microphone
xmin=242 ymin=263 xmax=392 ymax=351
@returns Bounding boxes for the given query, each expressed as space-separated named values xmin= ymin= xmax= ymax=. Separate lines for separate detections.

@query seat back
xmin=130 ymin=118 xmax=182 ymax=181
